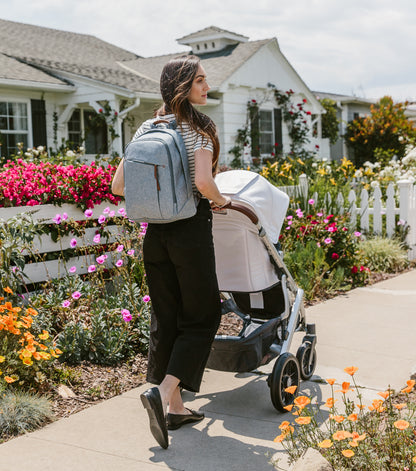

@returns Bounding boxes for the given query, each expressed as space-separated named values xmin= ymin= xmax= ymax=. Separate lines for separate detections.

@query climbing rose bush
xmin=0 ymin=160 xmax=121 ymax=210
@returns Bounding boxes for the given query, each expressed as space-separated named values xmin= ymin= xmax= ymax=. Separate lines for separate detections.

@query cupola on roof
xmin=177 ymin=26 xmax=249 ymax=54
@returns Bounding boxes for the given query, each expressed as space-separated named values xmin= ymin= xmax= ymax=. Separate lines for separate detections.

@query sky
xmin=2 ymin=0 xmax=416 ymax=101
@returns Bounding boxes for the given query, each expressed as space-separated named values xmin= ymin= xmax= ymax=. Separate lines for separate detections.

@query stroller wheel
xmin=269 ymin=353 xmax=300 ymax=412
xmin=296 ymin=342 xmax=317 ymax=380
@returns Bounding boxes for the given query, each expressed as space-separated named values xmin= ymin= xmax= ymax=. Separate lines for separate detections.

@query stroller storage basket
xmin=206 ymin=317 xmax=281 ymax=373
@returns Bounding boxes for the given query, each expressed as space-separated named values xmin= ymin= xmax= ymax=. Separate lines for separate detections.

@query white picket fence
xmin=0 ymin=202 xmax=127 ymax=286
xmin=294 ymin=175 xmax=416 ymax=260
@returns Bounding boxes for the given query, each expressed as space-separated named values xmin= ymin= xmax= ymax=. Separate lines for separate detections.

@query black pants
xmin=143 ymin=199 xmax=222 ymax=392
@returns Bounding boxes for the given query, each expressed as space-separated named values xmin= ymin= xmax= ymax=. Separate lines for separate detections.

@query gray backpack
xmin=123 ymin=118 xmax=197 ymax=223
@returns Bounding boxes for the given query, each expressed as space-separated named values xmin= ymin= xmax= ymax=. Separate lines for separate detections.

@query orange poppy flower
xmin=274 ymin=433 xmax=287 ymax=443
xmin=394 ymin=420 xmax=410 ymax=430
xmin=356 ymin=404 xmax=366 ymax=410
xmin=284 ymin=385 xmax=297 ymax=394
xmin=3 ymin=287 xmax=13 ymax=294
xmin=330 ymin=414 xmax=345 ymax=423
xmin=401 ymin=380 xmax=415 ymax=394
xmin=318 ymin=439 xmax=332 ymax=448
xmin=413 ymin=457 xmax=416 ymax=463
xmin=344 ymin=366 xmax=358 ymax=376
xmin=324 ymin=397 xmax=337 ymax=408
xmin=4 ymin=376 xmax=16 ymax=383
xmin=393 ymin=403 xmax=406 ymax=410
xmin=377 ymin=390 xmax=390 ymax=399
xmin=326 ymin=378 xmax=336 ymax=385
xmin=33 ymin=352 xmax=41 ymax=361
xmin=293 ymin=395 xmax=311 ymax=409
xmin=283 ymin=404 xmax=293 ymax=412
xmin=348 ymin=413 xmax=358 ymax=422
xmin=295 ymin=416 xmax=312 ymax=425
xmin=55 ymin=348 xmax=63 ymax=355
xmin=333 ymin=430 xmax=350 ymax=441
xmin=26 ymin=308 xmax=38 ymax=317
xmin=22 ymin=358 xmax=33 ymax=366
xmin=349 ymin=440 xmax=359 ymax=447
xmin=279 ymin=421 xmax=290 ymax=430
xmin=336 ymin=382 xmax=354 ymax=394
xmin=342 ymin=450 xmax=354 ymax=458
xmin=39 ymin=331 xmax=49 ymax=340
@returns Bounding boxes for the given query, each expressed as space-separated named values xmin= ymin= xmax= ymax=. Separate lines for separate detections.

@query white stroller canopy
xmin=214 ymin=170 xmax=289 ymax=244
xmin=213 ymin=170 xmax=289 ymax=294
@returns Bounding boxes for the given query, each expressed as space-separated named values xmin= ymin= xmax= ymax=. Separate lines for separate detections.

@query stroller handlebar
xmin=212 ymin=201 xmax=259 ymax=225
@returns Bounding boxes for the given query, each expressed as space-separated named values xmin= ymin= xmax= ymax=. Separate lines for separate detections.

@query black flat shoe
xmin=167 ymin=408 xmax=205 ymax=430
xmin=140 ymin=387 xmax=168 ymax=449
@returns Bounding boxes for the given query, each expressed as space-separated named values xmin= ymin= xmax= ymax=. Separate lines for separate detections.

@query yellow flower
xmin=20 ymin=349 xmax=32 ymax=358
xmin=0 ymin=356 xmax=5 ymax=363
xmin=22 ymin=358 xmax=33 ymax=366
xmin=39 ymin=330 xmax=49 ymax=340
xmin=318 ymin=439 xmax=332 ymax=448
xmin=342 ymin=450 xmax=354 ymax=458
xmin=317 ymin=168 xmax=327 ymax=176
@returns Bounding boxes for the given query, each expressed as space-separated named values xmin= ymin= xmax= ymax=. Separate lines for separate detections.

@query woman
xmin=112 ymin=55 xmax=230 ymax=449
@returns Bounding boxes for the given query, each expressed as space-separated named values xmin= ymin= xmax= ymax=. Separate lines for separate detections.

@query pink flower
xmin=116 ymin=259 xmax=123 ymax=267
xmin=103 ymin=207 xmax=110 ymax=214
xmin=354 ymin=231 xmax=362 ymax=237
xmin=109 ymin=210 xmax=115 ymax=217
xmin=62 ymin=213 xmax=68 ymax=220
xmin=328 ymin=227 xmax=335 ymax=232
xmin=141 ymin=222 xmax=148 ymax=229
xmin=88 ymin=265 xmax=96 ymax=273
xmin=117 ymin=208 xmax=126 ymax=216
xmin=317 ymin=212 xmax=323 ymax=217
xmin=84 ymin=209 xmax=93 ymax=218
xmin=62 ymin=300 xmax=71 ymax=308
xmin=70 ymin=238 xmax=77 ymax=248
xmin=142 ymin=295 xmax=150 ymax=303
xmin=324 ymin=238 xmax=333 ymax=244
xmin=72 ymin=291 xmax=81 ymax=299
xmin=127 ymin=249 xmax=135 ymax=256
xmin=308 ymin=199 xmax=315 ymax=205
xmin=93 ymin=234 xmax=101 ymax=243
xmin=53 ymin=214 xmax=62 ymax=224
xmin=96 ymin=255 xmax=106 ymax=264
xmin=69 ymin=266 xmax=77 ymax=273
xmin=332 ymin=253 xmax=340 ymax=260
xmin=351 ymin=266 xmax=358 ymax=274
xmin=116 ymin=244 xmax=124 ymax=252
xmin=98 ymin=215 xmax=106 ymax=224
xmin=121 ymin=309 xmax=132 ymax=322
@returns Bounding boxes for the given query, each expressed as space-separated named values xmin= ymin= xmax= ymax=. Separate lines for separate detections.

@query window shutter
xmin=249 ymin=106 xmax=260 ymax=157
xmin=273 ymin=108 xmax=283 ymax=155
xmin=31 ymin=99 xmax=47 ymax=147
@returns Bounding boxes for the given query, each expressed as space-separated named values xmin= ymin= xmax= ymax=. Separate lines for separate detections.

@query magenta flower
xmin=354 ymin=231 xmax=362 ymax=237
xmin=103 ymin=207 xmax=110 ymax=214
xmin=96 ymin=255 xmax=106 ymax=264
xmin=121 ymin=309 xmax=132 ymax=322
xmin=317 ymin=212 xmax=323 ymax=217
xmin=127 ymin=249 xmax=135 ymax=256
xmin=88 ymin=265 xmax=96 ymax=273
xmin=98 ymin=215 xmax=106 ymax=224
xmin=69 ymin=266 xmax=77 ymax=273
xmin=324 ymin=238 xmax=333 ymax=244
xmin=327 ymin=227 xmax=335 ymax=233
xmin=116 ymin=259 xmax=123 ymax=267
xmin=332 ymin=253 xmax=340 ymax=260
xmin=117 ymin=208 xmax=126 ymax=216
xmin=62 ymin=213 xmax=68 ymax=220
xmin=142 ymin=295 xmax=150 ymax=303
xmin=70 ymin=238 xmax=77 ymax=248
xmin=84 ymin=209 xmax=93 ymax=218
xmin=93 ymin=234 xmax=101 ymax=243
xmin=53 ymin=214 xmax=62 ymax=224
xmin=62 ymin=300 xmax=71 ymax=308
xmin=286 ymin=215 xmax=293 ymax=220
xmin=72 ymin=291 xmax=81 ymax=299
xmin=308 ymin=199 xmax=315 ymax=205
xmin=116 ymin=244 xmax=124 ymax=252
xmin=141 ymin=222 xmax=148 ymax=229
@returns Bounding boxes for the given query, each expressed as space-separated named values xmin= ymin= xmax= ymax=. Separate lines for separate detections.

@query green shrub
xmin=359 ymin=237 xmax=409 ymax=273
xmin=0 ymin=390 xmax=53 ymax=438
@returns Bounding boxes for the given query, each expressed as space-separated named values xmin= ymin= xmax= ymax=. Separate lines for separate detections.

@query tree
xmin=319 ymin=98 xmax=340 ymax=145
xmin=345 ymin=96 xmax=416 ymax=166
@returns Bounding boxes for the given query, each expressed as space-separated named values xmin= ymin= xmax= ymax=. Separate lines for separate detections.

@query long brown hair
xmin=155 ymin=55 xmax=220 ymax=174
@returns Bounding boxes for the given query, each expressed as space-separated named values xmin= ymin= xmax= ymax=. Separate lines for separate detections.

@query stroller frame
xmin=208 ymin=202 xmax=317 ymax=412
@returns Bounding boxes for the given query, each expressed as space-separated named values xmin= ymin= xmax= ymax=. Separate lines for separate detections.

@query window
xmin=67 ymin=109 xmax=108 ymax=154
xmin=250 ymin=108 xmax=283 ymax=158
xmin=259 ymin=110 xmax=274 ymax=154
xmin=0 ymin=101 xmax=29 ymax=158
xmin=212 ymin=42 xmax=215 ymax=48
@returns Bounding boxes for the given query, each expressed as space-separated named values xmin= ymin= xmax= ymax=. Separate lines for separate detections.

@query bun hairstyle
xmin=156 ymin=55 xmax=220 ymax=174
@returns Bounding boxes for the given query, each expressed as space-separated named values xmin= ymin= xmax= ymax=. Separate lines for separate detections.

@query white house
xmin=0 ymin=20 xmax=330 ymax=164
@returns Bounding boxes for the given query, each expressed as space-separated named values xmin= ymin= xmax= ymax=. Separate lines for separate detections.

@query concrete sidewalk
xmin=0 ymin=270 xmax=415 ymax=471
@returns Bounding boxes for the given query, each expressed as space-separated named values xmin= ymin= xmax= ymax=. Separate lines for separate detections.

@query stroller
xmin=206 ymin=170 xmax=317 ymax=412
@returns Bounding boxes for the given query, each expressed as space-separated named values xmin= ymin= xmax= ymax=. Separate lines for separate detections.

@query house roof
xmin=0 ymin=18 xmax=157 ymax=93
xmin=314 ymin=91 xmax=376 ymax=106
xmin=177 ymin=26 xmax=249 ymax=43
xmin=121 ymin=39 xmax=272 ymax=91
xmin=0 ymin=53 xmax=68 ymax=85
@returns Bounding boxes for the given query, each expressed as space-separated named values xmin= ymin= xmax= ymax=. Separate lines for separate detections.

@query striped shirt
xmin=132 ymin=114 xmax=214 ymax=197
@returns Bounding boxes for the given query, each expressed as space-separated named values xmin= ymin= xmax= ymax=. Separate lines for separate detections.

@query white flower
xmin=312 ymin=162 xmax=318 ymax=168
xmin=79 ymin=146 xmax=85 ymax=153
xmin=354 ymin=170 xmax=363 ymax=178
xmin=37 ymin=146 xmax=44 ymax=152
xmin=66 ymin=150 xmax=75 ymax=158
xmin=370 ymin=180 xmax=379 ymax=188
xmin=24 ymin=152 xmax=32 ymax=157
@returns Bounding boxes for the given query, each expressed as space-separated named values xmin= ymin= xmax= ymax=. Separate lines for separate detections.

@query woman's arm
xmin=194 ymin=148 xmax=230 ymax=207
xmin=111 ymin=158 xmax=125 ymax=196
